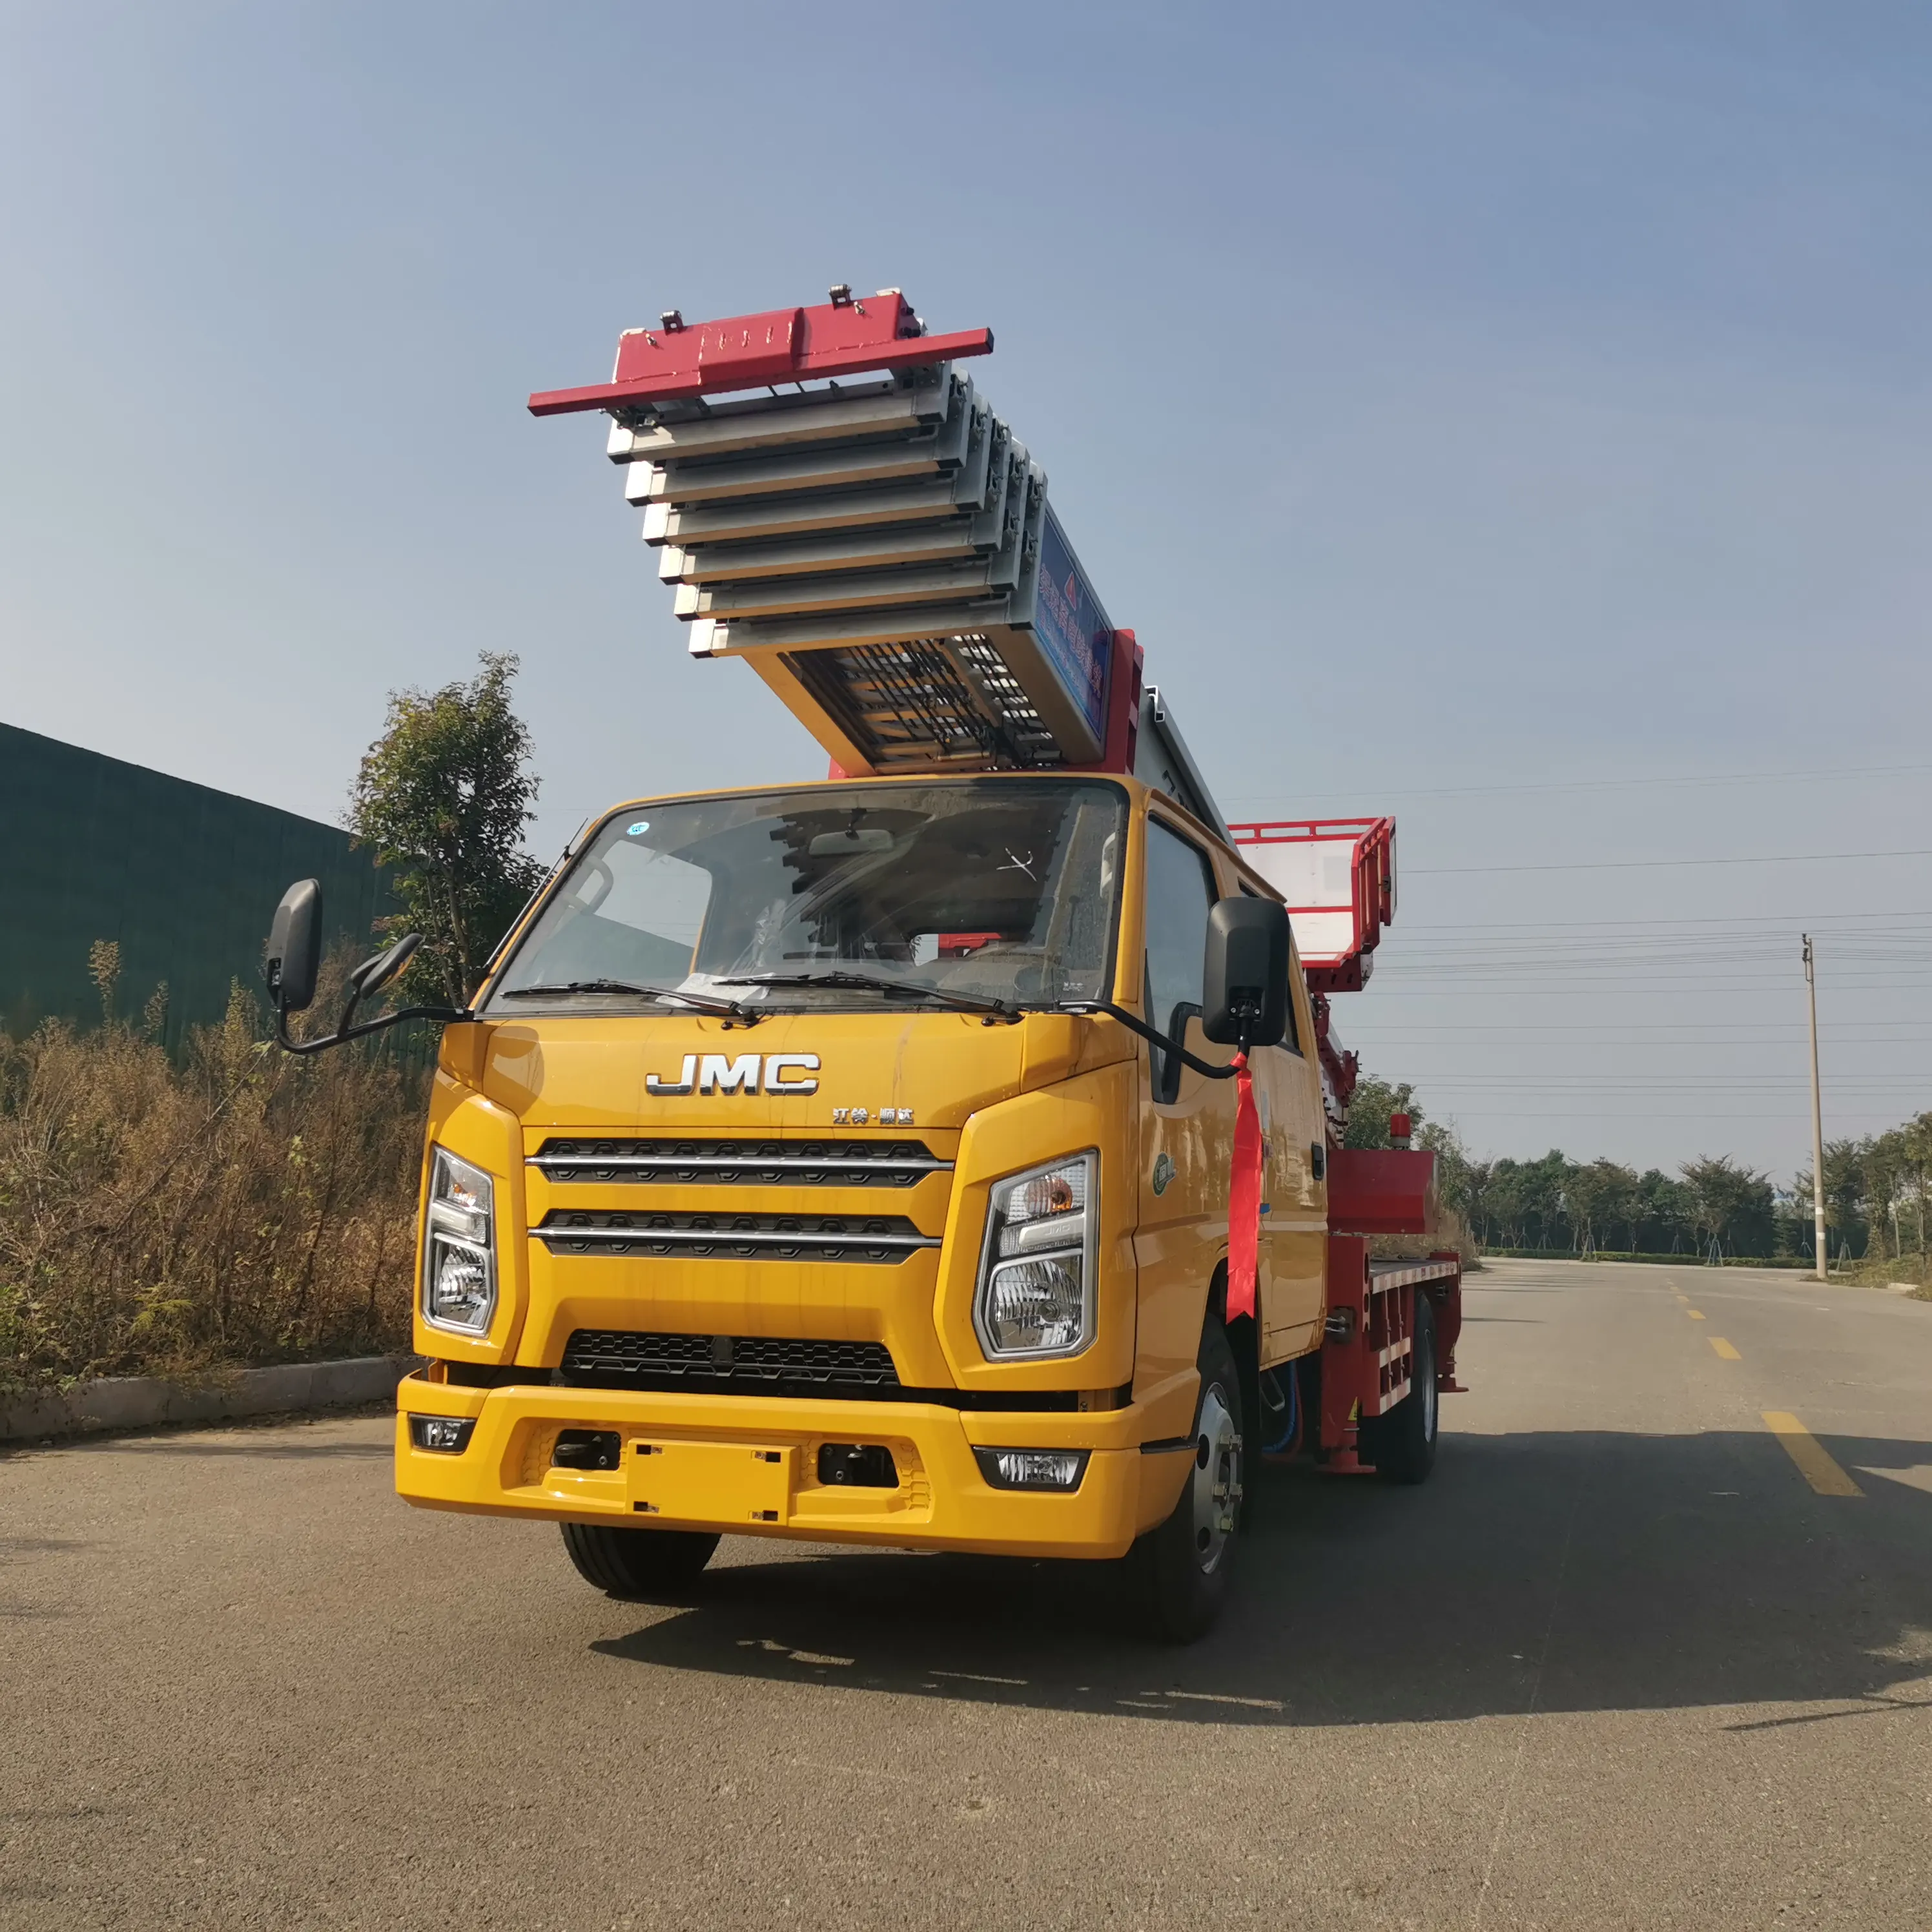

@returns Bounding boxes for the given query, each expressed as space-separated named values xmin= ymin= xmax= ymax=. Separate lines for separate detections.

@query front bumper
xmin=396 ymin=1373 xmax=1181 ymax=1559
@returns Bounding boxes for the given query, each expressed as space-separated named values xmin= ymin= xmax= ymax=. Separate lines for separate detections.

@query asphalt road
xmin=5 ymin=1259 xmax=1931 ymax=1931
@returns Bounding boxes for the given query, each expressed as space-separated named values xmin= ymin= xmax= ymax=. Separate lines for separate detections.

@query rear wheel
xmin=1363 ymin=1295 xmax=1438 ymax=1485
xmin=1137 ymin=1317 xmax=1244 ymax=1643
xmin=560 ymin=1521 xmax=719 ymax=1599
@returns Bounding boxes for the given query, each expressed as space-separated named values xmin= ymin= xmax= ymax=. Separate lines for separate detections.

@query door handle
xmin=1310 ymin=1143 xmax=1326 ymax=1181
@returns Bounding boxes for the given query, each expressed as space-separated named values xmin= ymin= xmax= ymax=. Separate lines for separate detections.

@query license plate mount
xmin=628 ymin=1439 xmax=795 ymax=1526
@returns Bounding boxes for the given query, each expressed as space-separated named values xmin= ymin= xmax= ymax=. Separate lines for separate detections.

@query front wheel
xmin=1136 ymin=1317 xmax=1244 ymax=1643
xmin=560 ymin=1521 xmax=719 ymax=1600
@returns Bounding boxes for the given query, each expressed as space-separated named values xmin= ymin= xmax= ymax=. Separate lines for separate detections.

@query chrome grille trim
xmin=529 ymin=1136 xmax=951 ymax=1188
xmin=534 ymin=1209 xmax=940 ymax=1264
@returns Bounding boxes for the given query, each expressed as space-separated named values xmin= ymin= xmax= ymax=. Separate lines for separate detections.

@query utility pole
xmin=1804 ymin=934 xmax=1829 ymax=1282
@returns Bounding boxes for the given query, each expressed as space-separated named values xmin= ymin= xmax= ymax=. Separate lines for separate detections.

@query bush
xmin=0 ymin=951 xmax=427 ymax=1392
xmin=1478 ymin=1247 xmax=1811 ymax=1269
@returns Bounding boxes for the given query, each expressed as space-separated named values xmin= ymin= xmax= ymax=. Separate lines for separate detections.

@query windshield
xmin=487 ymin=779 xmax=1127 ymax=1014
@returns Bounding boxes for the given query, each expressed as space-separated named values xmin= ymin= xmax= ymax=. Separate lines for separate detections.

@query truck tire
xmin=559 ymin=1521 xmax=719 ymax=1599
xmin=1363 ymin=1295 xmax=1438 ymax=1485
xmin=1138 ymin=1317 xmax=1245 ymax=1643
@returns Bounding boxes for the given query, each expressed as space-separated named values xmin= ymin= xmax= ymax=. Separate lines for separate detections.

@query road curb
xmin=0 ymin=1355 xmax=421 ymax=1444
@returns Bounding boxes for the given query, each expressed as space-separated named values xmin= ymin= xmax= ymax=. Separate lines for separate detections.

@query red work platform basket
xmin=1228 ymin=817 xmax=1395 ymax=992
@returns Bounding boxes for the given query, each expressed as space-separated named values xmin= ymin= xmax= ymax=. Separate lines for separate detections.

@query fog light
xmin=409 ymin=1414 xmax=476 ymax=1453
xmin=973 ymin=1446 xmax=1089 ymax=1492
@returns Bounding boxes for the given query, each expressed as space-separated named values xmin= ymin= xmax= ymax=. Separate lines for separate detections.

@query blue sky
xmin=3 ymin=2 xmax=1928 ymax=1180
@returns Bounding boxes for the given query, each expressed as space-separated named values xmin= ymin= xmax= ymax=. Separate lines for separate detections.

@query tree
xmin=1462 ymin=1158 xmax=1495 ymax=1246
xmin=1563 ymin=1158 xmax=1638 ymax=1254
xmin=1863 ymin=1127 xmax=1913 ymax=1262
xmin=1343 ymin=1075 xmax=1419 ymax=1150
xmin=1482 ymin=1151 xmax=1574 ymax=1251
xmin=1794 ymin=1138 xmax=1873 ymax=1260
xmin=1418 ymin=1119 xmax=1474 ymax=1224
xmin=1632 ymin=1169 xmax=1692 ymax=1253
xmin=1904 ymin=1114 xmax=1932 ymax=1256
xmin=349 ymin=653 xmax=545 ymax=1008
xmin=1680 ymin=1155 xmax=1774 ymax=1258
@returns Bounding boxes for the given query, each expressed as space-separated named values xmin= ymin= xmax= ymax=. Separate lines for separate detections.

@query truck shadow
xmin=590 ymin=1426 xmax=1932 ymax=1727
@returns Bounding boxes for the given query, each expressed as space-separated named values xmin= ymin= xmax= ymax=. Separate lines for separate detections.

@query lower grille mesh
xmin=561 ymin=1329 xmax=900 ymax=1390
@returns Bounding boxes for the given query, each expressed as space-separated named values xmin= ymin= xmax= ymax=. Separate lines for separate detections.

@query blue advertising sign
xmin=1031 ymin=505 xmax=1112 ymax=743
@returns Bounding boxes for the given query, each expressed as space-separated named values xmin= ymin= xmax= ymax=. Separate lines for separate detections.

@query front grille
xmin=529 ymin=1136 xmax=950 ymax=1188
xmin=562 ymin=1329 xmax=900 ymax=1390
xmin=533 ymin=1209 xmax=938 ymax=1263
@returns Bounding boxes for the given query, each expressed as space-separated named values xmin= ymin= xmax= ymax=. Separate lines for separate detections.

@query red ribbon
xmin=1227 ymin=1049 xmax=1263 ymax=1322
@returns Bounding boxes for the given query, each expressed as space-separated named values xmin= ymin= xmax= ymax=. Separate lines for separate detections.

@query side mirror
xmin=1201 ymin=896 xmax=1291 ymax=1049
xmin=347 ymin=932 xmax=422 ymax=1003
xmin=265 ymin=879 xmax=324 ymax=1014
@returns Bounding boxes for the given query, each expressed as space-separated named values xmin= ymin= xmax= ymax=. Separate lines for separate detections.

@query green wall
xmin=1 ymin=721 xmax=395 ymax=1049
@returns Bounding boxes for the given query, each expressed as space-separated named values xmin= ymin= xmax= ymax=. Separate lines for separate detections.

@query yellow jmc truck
xmin=263 ymin=289 xmax=1461 ymax=1639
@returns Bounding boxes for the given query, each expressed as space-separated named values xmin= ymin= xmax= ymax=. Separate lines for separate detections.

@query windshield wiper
xmin=718 ymin=970 xmax=1016 ymax=1020
xmin=498 ymin=980 xmax=761 ymax=1022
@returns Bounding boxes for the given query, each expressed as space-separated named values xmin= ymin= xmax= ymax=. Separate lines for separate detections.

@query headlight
xmin=422 ymin=1146 xmax=497 ymax=1335
xmin=974 ymin=1151 xmax=1097 ymax=1359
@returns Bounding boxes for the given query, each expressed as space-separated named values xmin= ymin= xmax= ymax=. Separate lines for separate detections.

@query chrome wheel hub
xmin=1190 ymin=1382 xmax=1242 ymax=1574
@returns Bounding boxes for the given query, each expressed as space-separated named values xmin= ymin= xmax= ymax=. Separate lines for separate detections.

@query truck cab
xmin=393 ymin=768 xmax=1333 ymax=1636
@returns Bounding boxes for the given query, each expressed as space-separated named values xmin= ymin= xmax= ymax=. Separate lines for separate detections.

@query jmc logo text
xmin=644 ymin=1054 xmax=819 ymax=1096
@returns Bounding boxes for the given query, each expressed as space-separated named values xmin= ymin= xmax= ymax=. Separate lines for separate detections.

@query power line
xmin=1411 ymin=847 xmax=1932 ymax=877
xmin=1349 ymin=1023 xmax=1932 ymax=1034
xmin=1222 ymin=759 xmax=1932 ymax=808
xmin=1358 ymin=985 xmax=1932 ymax=998
xmin=1415 ymin=1111 xmax=1916 ymax=1121
xmin=1397 ymin=909 xmax=1932 ymax=932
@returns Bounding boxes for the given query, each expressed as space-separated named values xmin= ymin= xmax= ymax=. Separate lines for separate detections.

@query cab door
xmin=1133 ymin=816 xmax=1246 ymax=1417
xmin=1253 ymin=952 xmax=1327 ymax=1364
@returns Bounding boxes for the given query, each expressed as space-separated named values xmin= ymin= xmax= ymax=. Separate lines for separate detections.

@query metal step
xmin=641 ymin=453 xmax=1005 ymax=548
xmin=606 ymin=374 xmax=953 ymax=465
xmin=624 ymin=382 xmax=978 ymax=505
xmin=659 ymin=519 xmax=996 ymax=586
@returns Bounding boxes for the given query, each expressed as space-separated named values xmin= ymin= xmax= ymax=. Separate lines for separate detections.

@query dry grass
xmin=1368 ymin=1207 xmax=1482 ymax=1271
xmin=0 ymin=950 xmax=427 ymax=1392
xmin=1836 ymin=1251 xmax=1932 ymax=1300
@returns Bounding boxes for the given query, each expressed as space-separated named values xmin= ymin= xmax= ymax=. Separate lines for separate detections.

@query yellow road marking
xmin=1687 ymin=1309 xmax=1705 ymax=1320
xmin=1762 ymin=1412 xmax=1863 ymax=1496
xmin=1709 ymin=1337 xmax=1741 ymax=1360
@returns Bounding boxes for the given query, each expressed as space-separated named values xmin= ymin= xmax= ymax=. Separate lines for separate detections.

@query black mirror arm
xmin=274 ymin=1002 xmax=470 ymax=1056
xmin=1058 ymin=1002 xmax=1240 ymax=1080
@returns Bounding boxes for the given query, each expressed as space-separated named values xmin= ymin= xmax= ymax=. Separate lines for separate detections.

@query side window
xmin=1237 ymin=881 xmax=1301 ymax=1053
xmin=1143 ymin=821 xmax=1217 ymax=1100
